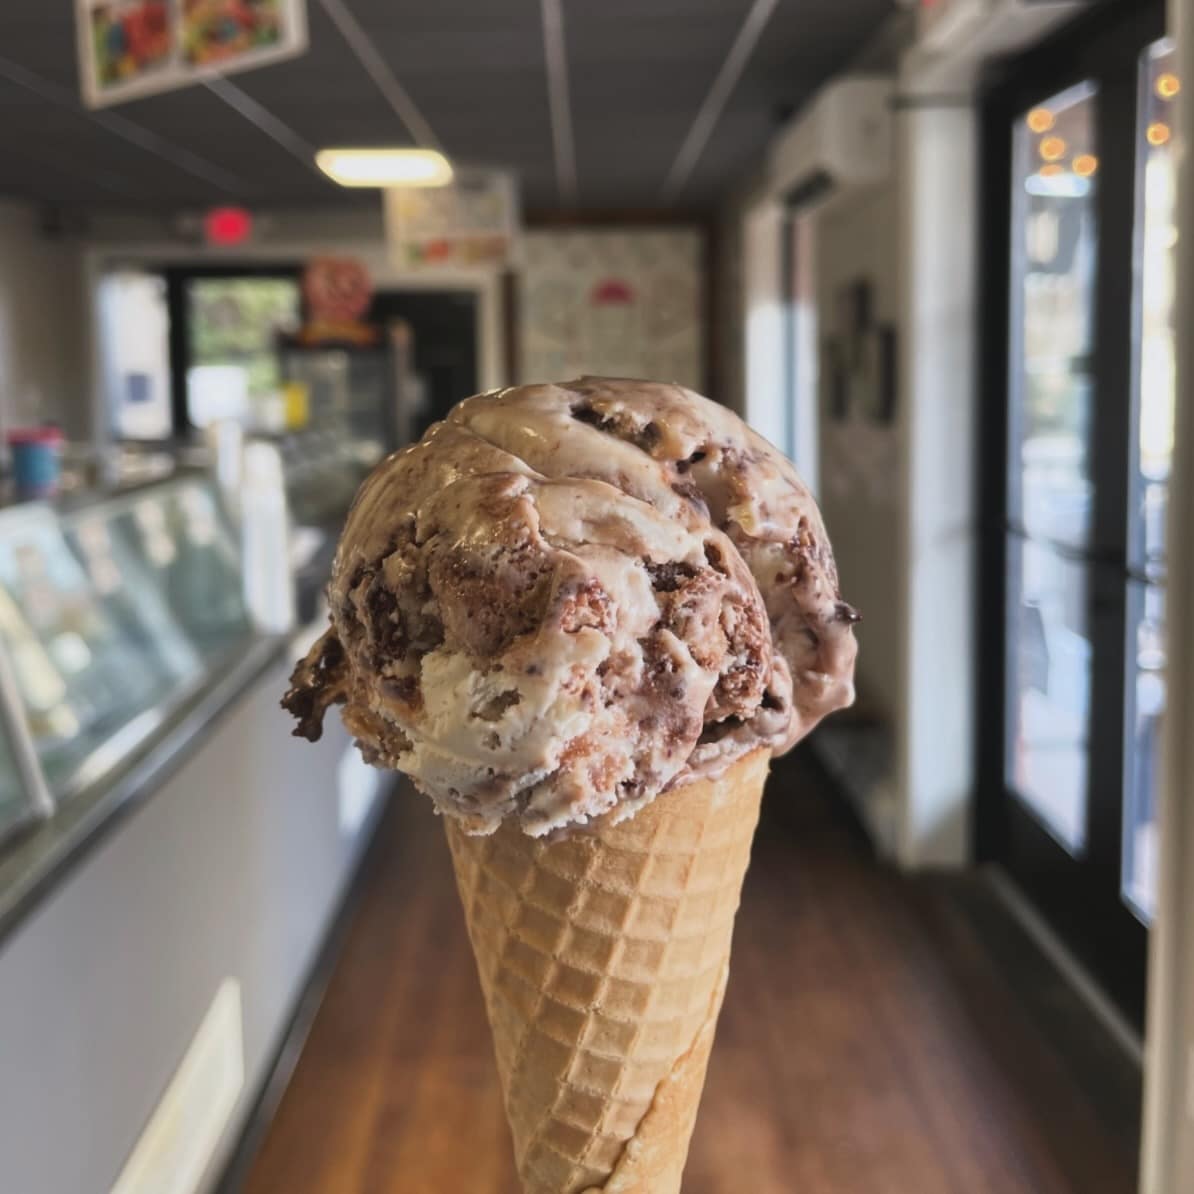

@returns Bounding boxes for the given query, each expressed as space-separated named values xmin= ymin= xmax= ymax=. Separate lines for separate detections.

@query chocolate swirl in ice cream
xmin=284 ymin=377 xmax=857 ymax=836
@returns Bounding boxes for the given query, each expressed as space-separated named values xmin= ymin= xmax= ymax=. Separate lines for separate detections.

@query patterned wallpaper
xmin=518 ymin=228 xmax=704 ymax=389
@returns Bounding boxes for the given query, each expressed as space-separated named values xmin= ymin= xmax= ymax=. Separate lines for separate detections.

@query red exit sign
xmin=203 ymin=206 xmax=254 ymax=247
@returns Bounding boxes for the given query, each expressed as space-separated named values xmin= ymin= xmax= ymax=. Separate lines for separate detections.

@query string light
xmin=1026 ymin=108 xmax=1055 ymax=133
xmin=1072 ymin=154 xmax=1098 ymax=177
xmin=1040 ymin=135 xmax=1067 ymax=161
xmin=1147 ymin=122 xmax=1172 ymax=146
xmin=1156 ymin=73 xmax=1181 ymax=100
xmin=1039 ymin=164 xmax=1064 ymax=177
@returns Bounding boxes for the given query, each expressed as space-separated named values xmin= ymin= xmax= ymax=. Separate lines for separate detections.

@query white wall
xmin=518 ymin=227 xmax=705 ymax=388
xmin=816 ymin=182 xmax=905 ymax=724
xmin=742 ymin=199 xmax=788 ymax=451
xmin=811 ymin=92 xmax=981 ymax=871
xmin=894 ymin=99 xmax=978 ymax=868
xmin=733 ymin=10 xmax=1052 ymax=869
xmin=0 ymin=201 xmax=89 ymax=438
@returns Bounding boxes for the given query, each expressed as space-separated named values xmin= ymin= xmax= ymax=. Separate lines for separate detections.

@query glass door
xmin=978 ymin=0 xmax=1170 ymax=1029
xmin=1122 ymin=39 xmax=1178 ymax=923
xmin=164 ymin=265 xmax=302 ymax=434
xmin=1006 ymin=81 xmax=1098 ymax=855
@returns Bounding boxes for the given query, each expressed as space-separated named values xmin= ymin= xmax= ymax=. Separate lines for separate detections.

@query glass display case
xmin=0 ymin=476 xmax=256 ymax=808
xmin=277 ymin=338 xmax=397 ymax=459
xmin=0 ymin=690 xmax=47 ymax=848
xmin=276 ymin=330 xmax=413 ymax=527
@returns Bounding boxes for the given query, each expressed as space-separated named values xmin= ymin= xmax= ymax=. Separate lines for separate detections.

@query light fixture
xmin=1156 ymin=73 xmax=1181 ymax=100
xmin=1072 ymin=153 xmax=1098 ymax=177
xmin=1147 ymin=122 xmax=1172 ymax=147
xmin=1026 ymin=107 xmax=1054 ymax=134
xmin=1039 ymin=135 xmax=1066 ymax=162
xmin=1038 ymin=163 xmax=1064 ymax=178
xmin=315 ymin=148 xmax=453 ymax=188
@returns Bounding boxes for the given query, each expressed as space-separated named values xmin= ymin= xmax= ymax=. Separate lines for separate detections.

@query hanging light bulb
xmin=1039 ymin=136 xmax=1067 ymax=161
xmin=1026 ymin=107 xmax=1054 ymax=133
xmin=1156 ymin=73 xmax=1180 ymax=100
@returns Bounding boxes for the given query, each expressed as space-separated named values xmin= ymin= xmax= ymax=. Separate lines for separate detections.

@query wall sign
xmin=385 ymin=171 xmax=519 ymax=272
xmin=518 ymin=229 xmax=703 ymax=388
xmin=77 ymin=0 xmax=308 ymax=109
xmin=295 ymin=256 xmax=377 ymax=345
xmin=823 ymin=277 xmax=897 ymax=426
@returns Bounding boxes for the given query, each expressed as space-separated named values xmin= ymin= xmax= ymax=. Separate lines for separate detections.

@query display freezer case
xmin=0 ymin=474 xmax=258 ymax=821
xmin=0 ymin=472 xmax=385 ymax=1192
xmin=275 ymin=326 xmax=415 ymax=527
xmin=277 ymin=335 xmax=399 ymax=460
xmin=0 ymin=673 xmax=51 ymax=849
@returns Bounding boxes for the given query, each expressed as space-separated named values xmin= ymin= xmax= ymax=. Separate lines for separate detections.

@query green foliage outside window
xmin=189 ymin=278 xmax=299 ymax=400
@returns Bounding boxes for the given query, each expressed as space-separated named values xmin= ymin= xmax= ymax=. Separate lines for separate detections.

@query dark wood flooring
xmin=235 ymin=754 xmax=1139 ymax=1194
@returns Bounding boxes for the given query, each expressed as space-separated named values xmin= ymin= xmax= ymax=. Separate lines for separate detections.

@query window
xmin=1006 ymin=82 xmax=1098 ymax=853
xmin=1123 ymin=38 xmax=1179 ymax=922
xmin=184 ymin=275 xmax=300 ymax=428
xmin=979 ymin=0 xmax=1168 ymax=1029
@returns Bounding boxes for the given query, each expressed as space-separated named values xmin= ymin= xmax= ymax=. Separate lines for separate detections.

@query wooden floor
xmin=236 ymin=754 xmax=1139 ymax=1194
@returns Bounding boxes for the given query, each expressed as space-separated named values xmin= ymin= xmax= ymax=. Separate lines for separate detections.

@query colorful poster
xmin=77 ymin=0 xmax=307 ymax=108
xmin=295 ymin=257 xmax=378 ymax=345
xmin=385 ymin=171 xmax=519 ymax=272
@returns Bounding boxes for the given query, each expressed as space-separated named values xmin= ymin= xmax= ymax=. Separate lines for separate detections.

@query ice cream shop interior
xmin=0 ymin=0 xmax=1191 ymax=1191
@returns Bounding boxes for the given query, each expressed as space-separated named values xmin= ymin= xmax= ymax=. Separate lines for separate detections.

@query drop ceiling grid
xmin=0 ymin=0 xmax=892 ymax=209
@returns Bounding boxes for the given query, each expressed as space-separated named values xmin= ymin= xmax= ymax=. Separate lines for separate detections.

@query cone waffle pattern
xmin=445 ymin=749 xmax=768 ymax=1194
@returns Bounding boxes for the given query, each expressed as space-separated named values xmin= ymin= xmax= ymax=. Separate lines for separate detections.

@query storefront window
xmin=1006 ymin=81 xmax=1098 ymax=853
xmin=185 ymin=275 xmax=300 ymax=428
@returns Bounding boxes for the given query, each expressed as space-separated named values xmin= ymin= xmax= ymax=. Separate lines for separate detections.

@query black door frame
xmin=976 ymin=0 xmax=1167 ymax=1029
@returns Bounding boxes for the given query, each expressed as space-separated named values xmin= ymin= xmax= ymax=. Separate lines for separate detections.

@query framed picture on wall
xmin=77 ymin=0 xmax=309 ymax=109
xmin=828 ymin=277 xmax=898 ymax=426
xmin=824 ymin=337 xmax=849 ymax=422
xmin=876 ymin=323 xmax=898 ymax=425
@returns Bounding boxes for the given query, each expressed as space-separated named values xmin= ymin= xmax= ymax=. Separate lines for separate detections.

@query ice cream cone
xmin=445 ymin=747 xmax=770 ymax=1194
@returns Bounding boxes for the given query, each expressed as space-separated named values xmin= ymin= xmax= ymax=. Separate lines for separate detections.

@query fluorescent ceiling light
xmin=315 ymin=148 xmax=453 ymax=188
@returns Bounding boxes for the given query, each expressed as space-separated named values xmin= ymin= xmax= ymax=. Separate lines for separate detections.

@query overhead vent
xmin=768 ymin=77 xmax=894 ymax=214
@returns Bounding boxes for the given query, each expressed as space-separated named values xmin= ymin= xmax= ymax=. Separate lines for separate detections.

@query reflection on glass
xmin=116 ymin=483 xmax=252 ymax=660
xmin=0 ymin=715 xmax=30 ymax=842
xmin=1125 ymin=582 xmax=1165 ymax=920
xmin=0 ymin=509 xmax=181 ymax=794
xmin=1010 ymin=83 xmax=1098 ymax=546
xmin=0 ymin=482 xmax=255 ymax=803
xmin=66 ymin=513 xmax=202 ymax=685
xmin=1007 ymin=538 xmax=1091 ymax=852
xmin=1123 ymin=40 xmax=1179 ymax=924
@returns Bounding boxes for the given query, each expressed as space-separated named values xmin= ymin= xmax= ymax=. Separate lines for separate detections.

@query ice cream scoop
xmin=284 ymin=377 xmax=857 ymax=836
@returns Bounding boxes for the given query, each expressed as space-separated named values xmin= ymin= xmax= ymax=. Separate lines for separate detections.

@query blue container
xmin=8 ymin=427 xmax=63 ymax=499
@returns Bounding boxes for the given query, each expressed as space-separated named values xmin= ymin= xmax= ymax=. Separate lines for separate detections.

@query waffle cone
xmin=445 ymin=748 xmax=769 ymax=1193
